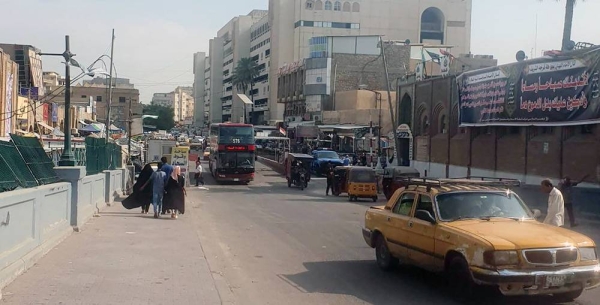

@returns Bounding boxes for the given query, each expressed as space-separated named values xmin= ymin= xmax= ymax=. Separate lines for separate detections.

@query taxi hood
xmin=445 ymin=220 xmax=595 ymax=250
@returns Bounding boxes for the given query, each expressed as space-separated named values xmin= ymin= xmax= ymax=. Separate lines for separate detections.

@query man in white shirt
xmin=195 ymin=163 xmax=204 ymax=186
xmin=541 ymin=179 xmax=565 ymax=227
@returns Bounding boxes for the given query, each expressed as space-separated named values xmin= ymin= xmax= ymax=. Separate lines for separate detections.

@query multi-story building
xmin=173 ymin=86 xmax=194 ymax=124
xmin=44 ymin=76 xmax=141 ymax=131
xmin=0 ymin=44 xmax=44 ymax=96
xmin=193 ymin=52 xmax=207 ymax=127
xmin=267 ymin=0 xmax=473 ymax=122
xmin=151 ymin=93 xmax=174 ymax=107
xmin=248 ymin=14 xmax=271 ymax=124
xmin=203 ymin=56 xmax=211 ymax=126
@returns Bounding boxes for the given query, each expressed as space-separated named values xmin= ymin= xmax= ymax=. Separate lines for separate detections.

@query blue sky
xmin=1 ymin=0 xmax=599 ymax=103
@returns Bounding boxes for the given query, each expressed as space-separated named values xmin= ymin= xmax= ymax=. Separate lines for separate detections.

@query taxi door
xmin=383 ymin=191 xmax=416 ymax=260
xmin=405 ymin=193 xmax=440 ymax=271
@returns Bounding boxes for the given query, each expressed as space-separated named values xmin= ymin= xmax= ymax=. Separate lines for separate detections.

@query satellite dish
xmin=404 ymin=39 xmax=411 ymax=46
xmin=516 ymin=50 xmax=526 ymax=62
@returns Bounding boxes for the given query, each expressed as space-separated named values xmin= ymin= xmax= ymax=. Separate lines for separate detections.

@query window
xmin=351 ymin=23 xmax=360 ymax=29
xmin=421 ymin=115 xmax=429 ymax=135
xmin=306 ymin=0 xmax=313 ymax=9
xmin=314 ymin=21 xmax=323 ymax=27
xmin=119 ymin=97 xmax=126 ymax=103
xmin=352 ymin=2 xmax=360 ymax=12
xmin=415 ymin=195 xmax=435 ymax=218
xmin=324 ymin=0 xmax=332 ymax=10
xmin=315 ymin=0 xmax=323 ymax=9
xmin=439 ymin=115 xmax=447 ymax=134
xmin=393 ymin=193 xmax=416 ymax=216
xmin=334 ymin=1 xmax=341 ymax=10
xmin=81 ymin=95 xmax=87 ymax=98
xmin=343 ymin=1 xmax=351 ymax=11
xmin=436 ymin=192 xmax=531 ymax=221
xmin=96 ymin=96 xmax=102 ymax=102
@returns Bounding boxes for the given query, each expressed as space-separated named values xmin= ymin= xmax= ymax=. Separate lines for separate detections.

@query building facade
xmin=248 ymin=14 xmax=271 ymax=124
xmin=193 ymin=52 xmax=207 ymax=127
xmin=267 ymin=0 xmax=473 ymax=122
xmin=0 ymin=44 xmax=44 ymax=96
xmin=0 ymin=48 xmax=19 ymax=137
xmin=151 ymin=92 xmax=174 ymax=107
xmin=173 ymin=86 xmax=194 ymax=124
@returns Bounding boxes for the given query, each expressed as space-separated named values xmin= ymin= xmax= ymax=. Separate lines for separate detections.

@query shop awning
xmin=80 ymin=124 xmax=102 ymax=132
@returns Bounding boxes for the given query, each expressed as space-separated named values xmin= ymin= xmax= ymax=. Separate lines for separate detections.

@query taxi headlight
xmin=580 ymin=248 xmax=597 ymax=261
xmin=484 ymin=250 xmax=519 ymax=266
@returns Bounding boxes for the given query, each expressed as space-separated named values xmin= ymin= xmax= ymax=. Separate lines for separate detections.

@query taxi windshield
xmin=436 ymin=192 xmax=531 ymax=221
xmin=315 ymin=151 xmax=339 ymax=159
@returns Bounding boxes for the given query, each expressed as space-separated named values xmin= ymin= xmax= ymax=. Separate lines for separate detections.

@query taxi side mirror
xmin=415 ymin=210 xmax=436 ymax=224
xmin=532 ymin=209 xmax=542 ymax=220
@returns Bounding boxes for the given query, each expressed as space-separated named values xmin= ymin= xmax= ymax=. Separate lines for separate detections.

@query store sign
xmin=458 ymin=47 xmax=600 ymax=126
xmin=5 ymin=72 xmax=13 ymax=136
xmin=171 ymin=147 xmax=190 ymax=175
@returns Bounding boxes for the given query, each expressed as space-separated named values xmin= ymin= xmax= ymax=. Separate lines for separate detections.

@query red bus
xmin=208 ymin=123 xmax=255 ymax=183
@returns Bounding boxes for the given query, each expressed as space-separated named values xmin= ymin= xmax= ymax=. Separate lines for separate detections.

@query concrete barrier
xmin=104 ymin=170 xmax=124 ymax=204
xmin=0 ymin=183 xmax=72 ymax=290
xmin=257 ymin=156 xmax=285 ymax=175
xmin=55 ymin=167 xmax=107 ymax=231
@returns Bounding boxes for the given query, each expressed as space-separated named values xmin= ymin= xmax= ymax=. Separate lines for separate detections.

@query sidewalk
xmin=0 ymin=198 xmax=221 ymax=305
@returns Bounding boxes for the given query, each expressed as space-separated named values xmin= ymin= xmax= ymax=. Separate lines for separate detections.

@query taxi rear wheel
xmin=551 ymin=289 xmax=583 ymax=303
xmin=375 ymin=235 xmax=397 ymax=271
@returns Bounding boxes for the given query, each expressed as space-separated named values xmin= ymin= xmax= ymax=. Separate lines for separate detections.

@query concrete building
xmin=267 ymin=0 xmax=472 ymax=122
xmin=44 ymin=75 xmax=141 ymax=132
xmin=82 ymin=77 xmax=136 ymax=89
xmin=193 ymin=52 xmax=207 ymax=127
xmin=151 ymin=93 xmax=174 ymax=107
xmin=203 ymin=56 xmax=211 ymax=126
xmin=173 ymin=86 xmax=194 ymax=124
xmin=278 ymin=36 xmax=410 ymax=124
xmin=0 ymin=44 xmax=44 ymax=96
xmin=248 ymin=14 xmax=271 ymax=124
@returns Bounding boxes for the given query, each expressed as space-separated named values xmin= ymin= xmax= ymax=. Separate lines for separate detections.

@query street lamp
xmin=359 ymin=85 xmax=383 ymax=170
xmin=39 ymin=35 xmax=78 ymax=166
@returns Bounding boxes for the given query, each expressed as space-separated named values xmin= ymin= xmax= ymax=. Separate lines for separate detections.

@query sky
xmin=1 ymin=0 xmax=599 ymax=103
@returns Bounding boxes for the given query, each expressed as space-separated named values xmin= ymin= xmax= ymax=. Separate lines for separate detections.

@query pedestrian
xmin=540 ymin=179 xmax=565 ymax=227
xmin=195 ymin=161 xmax=204 ymax=186
xmin=325 ymin=163 xmax=334 ymax=196
xmin=343 ymin=155 xmax=350 ymax=166
xmin=559 ymin=175 xmax=588 ymax=227
xmin=141 ymin=163 xmax=167 ymax=219
xmin=169 ymin=166 xmax=186 ymax=219
xmin=160 ymin=156 xmax=174 ymax=182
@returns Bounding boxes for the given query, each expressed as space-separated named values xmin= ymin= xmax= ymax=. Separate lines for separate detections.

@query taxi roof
xmin=398 ymin=177 xmax=520 ymax=195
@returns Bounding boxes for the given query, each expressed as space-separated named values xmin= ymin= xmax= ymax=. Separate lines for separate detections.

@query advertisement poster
xmin=458 ymin=47 xmax=600 ymax=126
xmin=171 ymin=147 xmax=190 ymax=175
xmin=4 ymin=72 xmax=13 ymax=136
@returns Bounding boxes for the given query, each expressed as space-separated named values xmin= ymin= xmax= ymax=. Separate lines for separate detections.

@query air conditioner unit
xmin=313 ymin=115 xmax=322 ymax=123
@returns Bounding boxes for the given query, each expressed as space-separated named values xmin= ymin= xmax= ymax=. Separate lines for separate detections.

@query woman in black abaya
xmin=122 ymin=164 xmax=154 ymax=213
xmin=163 ymin=166 xmax=186 ymax=217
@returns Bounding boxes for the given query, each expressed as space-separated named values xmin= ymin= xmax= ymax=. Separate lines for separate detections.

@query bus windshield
xmin=219 ymin=127 xmax=254 ymax=144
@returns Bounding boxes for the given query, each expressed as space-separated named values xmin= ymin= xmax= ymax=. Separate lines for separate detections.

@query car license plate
xmin=234 ymin=178 xmax=239 ymax=181
xmin=545 ymin=275 xmax=567 ymax=287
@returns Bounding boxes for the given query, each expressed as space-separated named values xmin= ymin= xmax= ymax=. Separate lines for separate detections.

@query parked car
xmin=362 ymin=177 xmax=600 ymax=302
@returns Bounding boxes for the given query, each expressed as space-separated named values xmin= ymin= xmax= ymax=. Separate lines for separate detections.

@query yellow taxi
xmin=362 ymin=177 xmax=600 ymax=301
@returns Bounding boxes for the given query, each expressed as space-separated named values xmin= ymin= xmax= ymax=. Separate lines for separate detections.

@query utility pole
xmin=128 ymin=98 xmax=132 ymax=165
xmin=380 ymin=37 xmax=399 ymax=167
xmin=105 ymin=29 xmax=115 ymax=142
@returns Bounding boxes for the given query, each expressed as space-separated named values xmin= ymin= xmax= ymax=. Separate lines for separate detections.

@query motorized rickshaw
xmin=332 ymin=166 xmax=378 ymax=202
xmin=381 ymin=166 xmax=421 ymax=200
xmin=286 ymin=153 xmax=313 ymax=190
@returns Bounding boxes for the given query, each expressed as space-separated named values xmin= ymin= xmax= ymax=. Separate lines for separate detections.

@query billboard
xmin=458 ymin=47 xmax=600 ymax=126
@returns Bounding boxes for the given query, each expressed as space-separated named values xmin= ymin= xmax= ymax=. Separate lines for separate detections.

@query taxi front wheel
xmin=551 ymin=289 xmax=584 ymax=303
xmin=447 ymin=256 xmax=476 ymax=301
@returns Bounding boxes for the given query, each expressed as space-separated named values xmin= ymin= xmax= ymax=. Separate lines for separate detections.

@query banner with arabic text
xmin=458 ymin=47 xmax=600 ymax=126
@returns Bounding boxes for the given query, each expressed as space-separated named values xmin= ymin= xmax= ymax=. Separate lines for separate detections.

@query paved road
xmin=2 ymin=161 xmax=599 ymax=305
xmin=194 ymin=162 xmax=600 ymax=305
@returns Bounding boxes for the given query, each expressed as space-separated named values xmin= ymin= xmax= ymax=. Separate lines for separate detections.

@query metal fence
xmin=47 ymin=147 xmax=87 ymax=167
xmin=0 ymin=135 xmax=60 ymax=193
xmin=85 ymin=138 xmax=122 ymax=175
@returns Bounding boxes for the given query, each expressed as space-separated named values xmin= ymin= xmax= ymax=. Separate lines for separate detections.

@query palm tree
xmin=547 ymin=0 xmax=581 ymax=51
xmin=232 ymin=57 xmax=260 ymax=124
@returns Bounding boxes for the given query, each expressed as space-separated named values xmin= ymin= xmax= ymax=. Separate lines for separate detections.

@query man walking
xmin=160 ymin=156 xmax=174 ymax=182
xmin=195 ymin=162 xmax=204 ymax=186
xmin=141 ymin=164 xmax=167 ymax=219
xmin=540 ymin=179 xmax=565 ymax=227
xmin=325 ymin=163 xmax=334 ymax=196
xmin=559 ymin=175 xmax=588 ymax=227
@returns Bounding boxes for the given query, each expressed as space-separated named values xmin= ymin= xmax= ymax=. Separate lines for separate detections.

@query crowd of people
xmin=123 ymin=157 xmax=187 ymax=219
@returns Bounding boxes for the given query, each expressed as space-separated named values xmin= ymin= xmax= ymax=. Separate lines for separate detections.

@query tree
xmin=142 ymin=104 xmax=175 ymax=131
xmin=232 ymin=57 xmax=260 ymax=124
xmin=546 ymin=0 xmax=580 ymax=51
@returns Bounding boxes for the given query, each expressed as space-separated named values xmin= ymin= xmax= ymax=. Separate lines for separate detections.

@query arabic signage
xmin=19 ymin=87 xmax=39 ymax=99
xmin=224 ymin=145 xmax=249 ymax=152
xmin=171 ymin=147 xmax=190 ymax=171
xmin=5 ymin=72 xmax=13 ymax=136
xmin=277 ymin=59 xmax=305 ymax=76
xmin=51 ymin=103 xmax=58 ymax=123
xmin=458 ymin=47 xmax=600 ymax=126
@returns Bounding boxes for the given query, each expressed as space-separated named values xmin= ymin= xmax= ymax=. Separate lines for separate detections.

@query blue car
xmin=311 ymin=149 xmax=344 ymax=175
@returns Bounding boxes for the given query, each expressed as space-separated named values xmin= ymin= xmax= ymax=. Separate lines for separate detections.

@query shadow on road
xmin=281 ymin=260 xmax=574 ymax=305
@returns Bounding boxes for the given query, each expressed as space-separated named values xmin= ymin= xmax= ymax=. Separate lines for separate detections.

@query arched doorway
xmin=398 ymin=94 xmax=412 ymax=126
xmin=420 ymin=7 xmax=445 ymax=44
